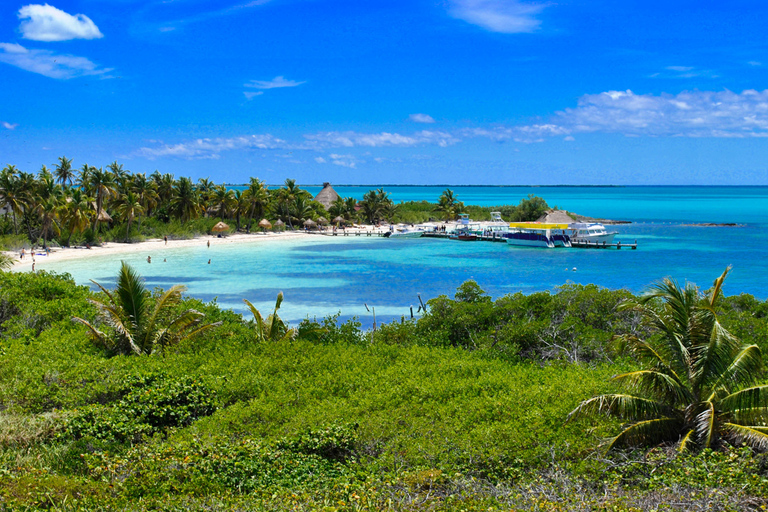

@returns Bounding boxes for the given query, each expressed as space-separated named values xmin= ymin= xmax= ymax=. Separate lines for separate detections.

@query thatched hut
xmin=333 ymin=215 xmax=345 ymax=226
xmin=303 ymin=218 xmax=317 ymax=230
xmin=274 ymin=219 xmax=285 ymax=231
xmin=536 ymin=209 xmax=576 ymax=224
xmin=258 ymin=219 xmax=272 ymax=232
xmin=313 ymin=182 xmax=339 ymax=210
xmin=211 ymin=221 xmax=230 ymax=236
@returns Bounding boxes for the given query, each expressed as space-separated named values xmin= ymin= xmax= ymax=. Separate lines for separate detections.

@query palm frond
xmin=695 ymin=401 xmax=716 ymax=448
xmin=690 ymin=318 xmax=741 ymax=392
xmin=611 ymin=370 xmax=691 ymax=405
xmin=678 ymin=429 xmax=696 ymax=452
xmin=71 ymin=317 xmax=110 ymax=350
xmin=115 ymin=261 xmax=149 ymax=330
xmin=606 ymin=417 xmax=683 ymax=451
xmin=721 ymin=385 xmax=768 ymax=413
xmin=729 ymin=407 xmax=768 ymax=426
xmin=243 ymin=299 xmax=266 ymax=341
xmin=723 ymin=423 xmax=768 ymax=451
xmin=708 ymin=344 xmax=762 ymax=394
xmin=567 ymin=394 xmax=672 ymax=422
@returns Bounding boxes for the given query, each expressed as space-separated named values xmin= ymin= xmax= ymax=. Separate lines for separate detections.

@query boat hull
xmin=505 ymin=234 xmax=554 ymax=248
xmin=387 ymin=231 xmax=423 ymax=239
xmin=571 ymin=233 xmax=617 ymax=244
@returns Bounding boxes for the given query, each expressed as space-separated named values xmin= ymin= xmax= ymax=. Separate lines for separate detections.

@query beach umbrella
xmin=333 ymin=216 xmax=345 ymax=226
xmin=211 ymin=221 xmax=229 ymax=234
xmin=274 ymin=219 xmax=285 ymax=231
xmin=258 ymin=218 xmax=272 ymax=231
xmin=317 ymin=216 xmax=328 ymax=225
xmin=303 ymin=219 xmax=317 ymax=230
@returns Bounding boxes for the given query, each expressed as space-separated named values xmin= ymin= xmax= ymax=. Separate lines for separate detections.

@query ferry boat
xmin=504 ymin=223 xmax=571 ymax=248
xmin=568 ymin=223 xmax=618 ymax=244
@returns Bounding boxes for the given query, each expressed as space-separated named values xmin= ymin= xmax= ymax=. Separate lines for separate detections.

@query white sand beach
xmin=6 ymin=226 xmax=391 ymax=271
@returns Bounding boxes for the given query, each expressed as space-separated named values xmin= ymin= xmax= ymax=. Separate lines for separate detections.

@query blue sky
xmin=2 ymin=0 xmax=768 ymax=185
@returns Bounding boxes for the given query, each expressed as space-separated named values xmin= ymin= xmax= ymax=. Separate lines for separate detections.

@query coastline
xmin=6 ymin=227 xmax=389 ymax=271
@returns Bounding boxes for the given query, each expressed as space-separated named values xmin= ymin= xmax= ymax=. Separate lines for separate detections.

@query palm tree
xmin=0 ymin=253 xmax=14 ymax=271
xmin=359 ymin=188 xmax=392 ymax=225
xmin=244 ymin=178 xmax=268 ymax=232
xmin=170 ymin=177 xmax=201 ymax=222
xmin=72 ymin=262 xmax=221 ymax=355
xmin=0 ymin=166 xmax=27 ymax=234
xmin=243 ymin=293 xmax=297 ymax=343
xmin=569 ymin=268 xmax=768 ymax=452
xmin=113 ymin=191 xmax=144 ymax=242
xmin=54 ymin=156 xmax=75 ymax=186
xmin=62 ymin=188 xmax=94 ymax=246
xmin=36 ymin=196 xmax=63 ymax=248
xmin=232 ymin=190 xmax=249 ymax=231
xmin=83 ymin=167 xmax=117 ymax=233
xmin=210 ymin=186 xmax=235 ymax=219
xmin=435 ymin=188 xmax=464 ymax=221
xmin=130 ymin=173 xmax=158 ymax=223
xmin=290 ymin=195 xmax=314 ymax=226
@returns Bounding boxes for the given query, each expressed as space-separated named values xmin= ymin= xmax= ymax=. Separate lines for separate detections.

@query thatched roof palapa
xmin=303 ymin=218 xmax=317 ymax=228
xmin=258 ymin=218 xmax=272 ymax=229
xmin=274 ymin=219 xmax=285 ymax=226
xmin=536 ymin=209 xmax=576 ymax=224
xmin=317 ymin=216 xmax=328 ymax=225
xmin=333 ymin=216 xmax=345 ymax=225
xmin=212 ymin=221 xmax=230 ymax=233
xmin=313 ymin=182 xmax=339 ymax=210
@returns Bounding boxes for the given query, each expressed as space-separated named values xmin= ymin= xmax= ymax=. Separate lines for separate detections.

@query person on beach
xmin=207 ymin=240 xmax=210 ymax=248
xmin=31 ymin=262 xmax=35 ymax=272
xmin=147 ymin=255 xmax=151 ymax=263
xmin=207 ymin=259 xmax=211 ymax=264
xmin=20 ymin=248 xmax=24 ymax=260
xmin=164 ymin=236 xmax=168 ymax=245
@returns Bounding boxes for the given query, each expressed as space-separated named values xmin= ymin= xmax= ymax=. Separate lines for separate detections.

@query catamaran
xmin=504 ymin=223 xmax=571 ymax=248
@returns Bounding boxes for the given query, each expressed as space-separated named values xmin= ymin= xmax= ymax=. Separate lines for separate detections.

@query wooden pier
xmin=321 ymin=230 xmax=638 ymax=248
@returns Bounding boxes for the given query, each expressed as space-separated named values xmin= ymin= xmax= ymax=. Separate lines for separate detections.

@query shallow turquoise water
xmin=32 ymin=187 xmax=768 ymax=326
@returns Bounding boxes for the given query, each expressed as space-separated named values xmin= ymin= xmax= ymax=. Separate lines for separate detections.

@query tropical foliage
xmin=569 ymin=267 xmax=768 ymax=452
xmin=72 ymin=261 xmax=221 ymax=355
xmin=243 ymin=292 xmax=297 ymax=343
xmin=1 ymin=270 xmax=768 ymax=509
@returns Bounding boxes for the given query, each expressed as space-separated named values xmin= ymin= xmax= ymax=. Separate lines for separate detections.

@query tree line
xmin=0 ymin=158 xmax=550 ymax=248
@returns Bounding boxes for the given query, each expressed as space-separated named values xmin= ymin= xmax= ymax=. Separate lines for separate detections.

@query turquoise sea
xmin=33 ymin=186 xmax=768 ymax=326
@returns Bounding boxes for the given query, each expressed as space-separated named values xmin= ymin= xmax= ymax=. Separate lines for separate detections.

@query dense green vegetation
xmin=1 ymin=268 xmax=767 ymax=510
xmin=0 ymin=161 xmax=551 ymax=253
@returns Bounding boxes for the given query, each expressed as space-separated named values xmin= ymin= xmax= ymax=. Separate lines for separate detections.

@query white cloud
xmin=304 ymin=130 xmax=459 ymax=148
xmin=19 ymin=4 xmax=103 ymax=42
xmin=650 ymin=65 xmax=718 ymax=79
xmin=314 ymin=157 xmax=326 ymax=163
xmin=245 ymin=76 xmax=305 ymax=90
xmin=2 ymin=122 xmax=18 ymax=130
xmin=244 ymin=91 xmax=264 ymax=99
xmin=447 ymin=0 xmax=546 ymax=33
xmin=748 ymin=61 xmax=762 ymax=67
xmin=0 ymin=42 xmax=112 ymax=79
xmin=328 ymin=154 xmax=359 ymax=168
xmin=513 ymin=89 xmax=768 ymax=139
xmin=136 ymin=134 xmax=290 ymax=159
xmin=409 ymin=113 xmax=435 ymax=123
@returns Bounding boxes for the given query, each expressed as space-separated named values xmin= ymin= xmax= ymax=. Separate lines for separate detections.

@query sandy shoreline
xmin=6 ymin=226 xmax=390 ymax=271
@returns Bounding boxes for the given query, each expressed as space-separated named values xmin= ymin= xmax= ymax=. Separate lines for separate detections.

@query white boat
xmin=386 ymin=228 xmax=424 ymax=239
xmin=504 ymin=223 xmax=571 ymax=248
xmin=568 ymin=223 xmax=618 ymax=244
